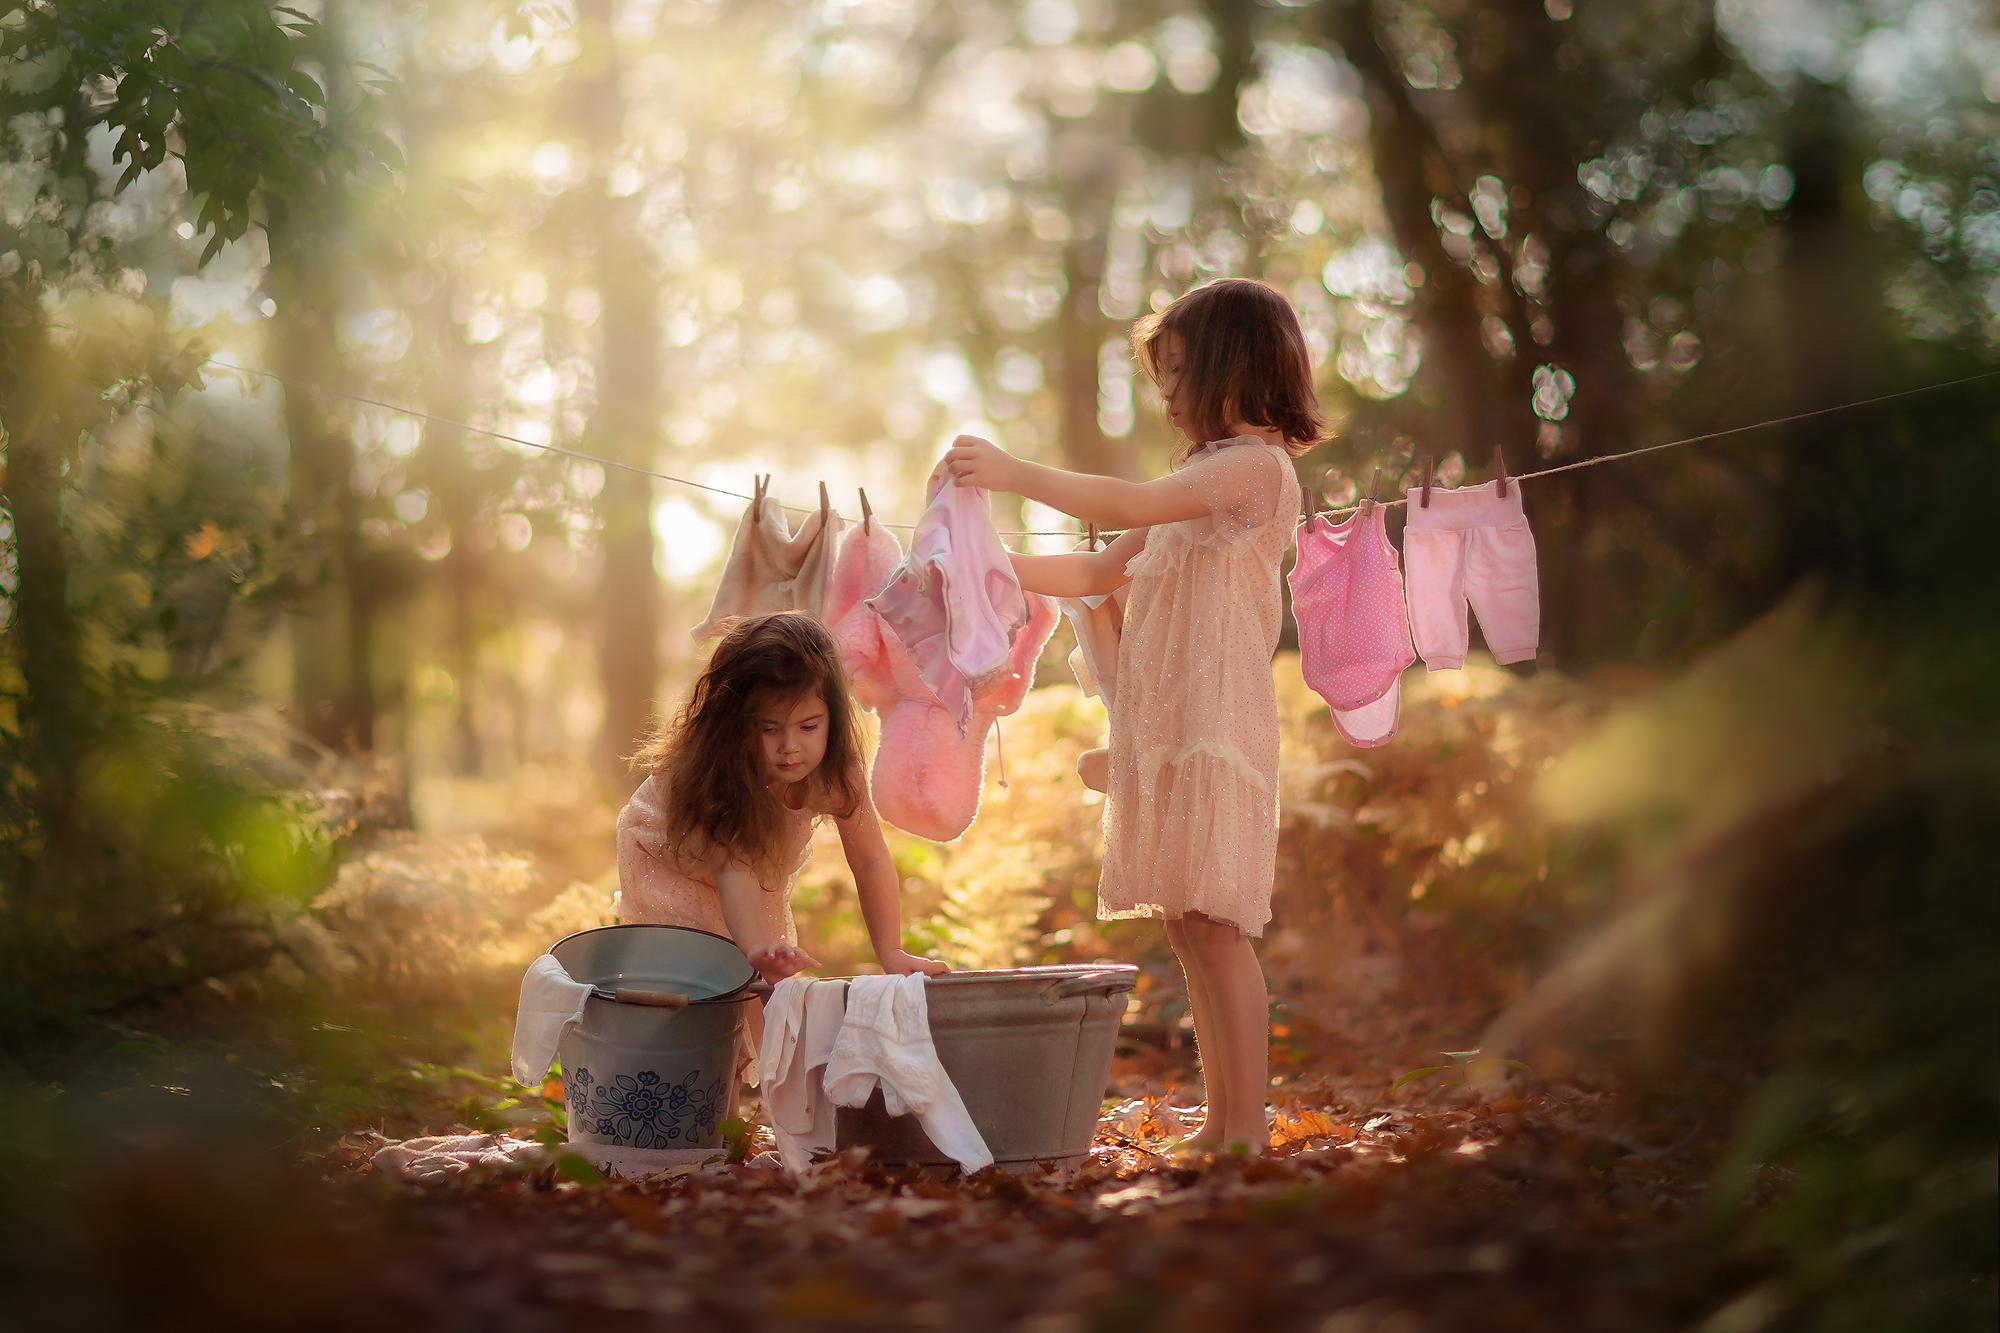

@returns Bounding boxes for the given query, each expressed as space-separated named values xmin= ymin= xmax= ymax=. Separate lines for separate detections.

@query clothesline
xmin=45 ymin=322 xmax=2000 ymax=541
xmin=1314 ymin=365 xmax=2000 ymax=517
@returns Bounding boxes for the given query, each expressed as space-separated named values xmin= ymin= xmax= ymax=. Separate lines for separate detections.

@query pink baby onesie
xmin=832 ymin=519 xmax=1058 ymax=843
xmin=1287 ymin=504 xmax=1416 ymax=748
xmin=866 ymin=470 xmax=1030 ymax=736
xmin=1401 ymin=480 xmax=1540 ymax=670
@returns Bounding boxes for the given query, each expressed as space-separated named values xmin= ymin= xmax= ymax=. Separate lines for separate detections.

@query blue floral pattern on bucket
xmin=566 ymin=1064 xmax=726 ymax=1149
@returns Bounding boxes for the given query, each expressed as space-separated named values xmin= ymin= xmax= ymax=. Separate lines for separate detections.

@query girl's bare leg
xmin=1177 ymin=913 xmax=1270 ymax=1153
xmin=1165 ymin=916 xmax=1230 ymax=1148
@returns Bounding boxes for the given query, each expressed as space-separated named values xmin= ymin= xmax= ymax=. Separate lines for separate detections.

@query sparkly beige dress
xmin=1098 ymin=439 xmax=1300 ymax=937
xmin=616 ymin=774 xmax=816 ymax=946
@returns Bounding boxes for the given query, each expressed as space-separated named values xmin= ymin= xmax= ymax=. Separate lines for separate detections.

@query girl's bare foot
xmin=1169 ymin=1130 xmax=1267 ymax=1160
xmin=1170 ymin=1111 xmax=1227 ymax=1155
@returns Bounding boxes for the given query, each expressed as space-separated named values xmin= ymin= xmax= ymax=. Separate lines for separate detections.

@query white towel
xmin=511 ymin=953 xmax=593 ymax=1086
xmin=823 ymin=972 xmax=992 ymax=1174
xmin=368 ymin=1135 xmax=726 ymax=1181
xmin=757 ymin=976 xmax=848 ymax=1174
xmin=370 ymin=1133 xmax=548 ymax=1179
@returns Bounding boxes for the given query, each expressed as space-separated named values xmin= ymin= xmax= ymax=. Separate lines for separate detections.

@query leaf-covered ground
xmin=317 ymin=1054 xmax=1716 ymax=1333
xmin=2 ymin=975 xmax=1747 ymax=1333
xmin=13 ymin=979 xmax=1754 ymax=1333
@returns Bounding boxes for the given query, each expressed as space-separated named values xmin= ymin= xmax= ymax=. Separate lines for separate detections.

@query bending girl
xmin=618 ymin=611 xmax=947 ymax=983
xmin=945 ymin=278 xmax=1320 ymax=1153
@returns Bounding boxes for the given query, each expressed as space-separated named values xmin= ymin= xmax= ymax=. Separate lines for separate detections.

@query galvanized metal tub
xmin=835 ymin=964 xmax=1139 ymax=1169
xmin=549 ymin=925 xmax=755 ymax=1153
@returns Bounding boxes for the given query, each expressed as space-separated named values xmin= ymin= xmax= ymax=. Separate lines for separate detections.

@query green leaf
xmin=359 ymin=130 xmax=404 ymax=173
xmin=720 ymin=1115 xmax=754 ymax=1163
xmin=551 ymin=1151 xmax=605 ymax=1185
xmin=1390 ymin=1065 xmax=1453 ymax=1092
xmin=283 ymin=68 xmax=323 ymax=105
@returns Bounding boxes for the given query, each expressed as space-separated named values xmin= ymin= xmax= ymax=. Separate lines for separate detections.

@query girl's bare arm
xmin=713 ymin=858 xmax=819 ymax=982
xmin=943 ymin=435 xmax=1210 ymax=529
xmin=830 ymin=771 xmax=949 ymax=976
xmin=1009 ymin=526 xmax=1149 ymax=598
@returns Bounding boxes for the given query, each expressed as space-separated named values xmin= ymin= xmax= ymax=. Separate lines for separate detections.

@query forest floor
xmin=3 ymin=966 xmax=1743 ymax=1333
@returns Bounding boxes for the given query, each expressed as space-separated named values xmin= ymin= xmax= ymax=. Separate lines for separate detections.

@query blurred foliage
xmin=1484 ymin=597 xmax=1999 ymax=1332
xmin=1266 ymin=651 xmax=1612 ymax=1028
xmin=0 ymin=0 xmax=389 ymax=264
xmin=0 ymin=0 xmax=395 ymax=1028
xmin=311 ymin=832 xmax=537 ymax=1001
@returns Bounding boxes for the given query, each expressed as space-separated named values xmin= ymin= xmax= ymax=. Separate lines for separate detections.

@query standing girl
xmin=945 ymin=279 xmax=1320 ymax=1152
xmin=618 ymin=611 xmax=947 ymax=984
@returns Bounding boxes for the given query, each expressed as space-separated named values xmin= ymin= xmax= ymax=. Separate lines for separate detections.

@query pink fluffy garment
xmin=828 ymin=519 xmax=1057 ymax=843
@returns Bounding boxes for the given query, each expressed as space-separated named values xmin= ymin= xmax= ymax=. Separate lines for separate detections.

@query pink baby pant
xmin=1402 ymin=481 xmax=1540 ymax=670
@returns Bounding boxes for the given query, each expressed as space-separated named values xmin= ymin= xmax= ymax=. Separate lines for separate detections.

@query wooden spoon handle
xmin=612 ymin=988 xmax=689 ymax=1009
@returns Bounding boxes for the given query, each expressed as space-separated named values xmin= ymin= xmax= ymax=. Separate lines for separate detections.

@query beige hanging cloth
xmin=691 ymin=478 xmax=846 ymax=642
xmin=1058 ymin=536 xmax=1126 ymax=793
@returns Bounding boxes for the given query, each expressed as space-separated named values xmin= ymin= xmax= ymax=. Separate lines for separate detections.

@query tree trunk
xmin=269 ymin=194 xmax=372 ymax=752
xmin=1322 ymin=0 xmax=1508 ymax=462
xmin=1773 ymin=84 xmax=1879 ymax=602
xmin=1056 ymin=237 xmax=1120 ymax=478
xmin=270 ymin=0 xmax=372 ymax=752
xmin=0 ymin=318 xmax=88 ymax=889
xmin=575 ymin=0 xmax=660 ymax=788
xmin=428 ymin=280 xmax=483 ymax=776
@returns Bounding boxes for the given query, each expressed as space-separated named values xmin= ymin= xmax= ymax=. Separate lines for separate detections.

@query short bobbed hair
xmin=1131 ymin=278 xmax=1326 ymax=459
xmin=631 ymin=612 xmax=863 ymax=880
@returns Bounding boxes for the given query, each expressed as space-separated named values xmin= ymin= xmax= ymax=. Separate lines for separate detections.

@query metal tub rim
xmin=549 ymin=923 xmax=756 ymax=1004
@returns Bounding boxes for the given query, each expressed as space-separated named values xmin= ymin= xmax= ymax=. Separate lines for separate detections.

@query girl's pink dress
xmin=1099 ymin=438 xmax=1300 ymax=937
xmin=616 ymin=774 xmax=816 ymax=946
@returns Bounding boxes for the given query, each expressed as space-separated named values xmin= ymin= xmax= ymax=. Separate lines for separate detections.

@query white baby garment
xmin=867 ymin=470 xmax=1030 ymax=735
xmin=757 ymin=975 xmax=848 ymax=1174
xmin=822 ymin=972 xmax=992 ymax=1174
xmin=511 ymin=953 xmax=593 ymax=1087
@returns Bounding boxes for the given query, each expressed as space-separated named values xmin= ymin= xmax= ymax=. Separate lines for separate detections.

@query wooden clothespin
xmin=1492 ymin=446 xmax=1509 ymax=498
xmin=818 ymin=480 xmax=830 ymax=524
xmin=1420 ymin=455 xmax=1434 ymax=508
xmin=751 ymin=474 xmax=768 ymax=521
xmin=1359 ymin=468 xmax=1383 ymax=516
xmin=1086 ymin=522 xmax=1098 ymax=550
xmin=858 ymin=487 xmax=873 ymax=534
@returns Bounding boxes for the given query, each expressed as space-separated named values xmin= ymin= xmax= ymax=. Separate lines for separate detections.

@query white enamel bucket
xmin=548 ymin=925 xmax=755 ymax=1152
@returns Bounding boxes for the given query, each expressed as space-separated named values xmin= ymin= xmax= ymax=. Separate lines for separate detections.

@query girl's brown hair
xmin=1131 ymin=278 xmax=1325 ymax=459
xmin=631 ymin=612 xmax=864 ymax=880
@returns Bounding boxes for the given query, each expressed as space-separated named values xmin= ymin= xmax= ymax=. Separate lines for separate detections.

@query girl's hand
xmin=746 ymin=943 xmax=820 ymax=983
xmin=942 ymin=435 xmax=1023 ymax=493
xmin=878 ymin=947 xmax=951 ymax=977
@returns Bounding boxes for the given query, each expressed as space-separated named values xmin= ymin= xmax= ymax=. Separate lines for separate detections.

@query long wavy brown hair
xmin=630 ymin=612 xmax=865 ymax=881
xmin=1131 ymin=278 xmax=1326 ymax=461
